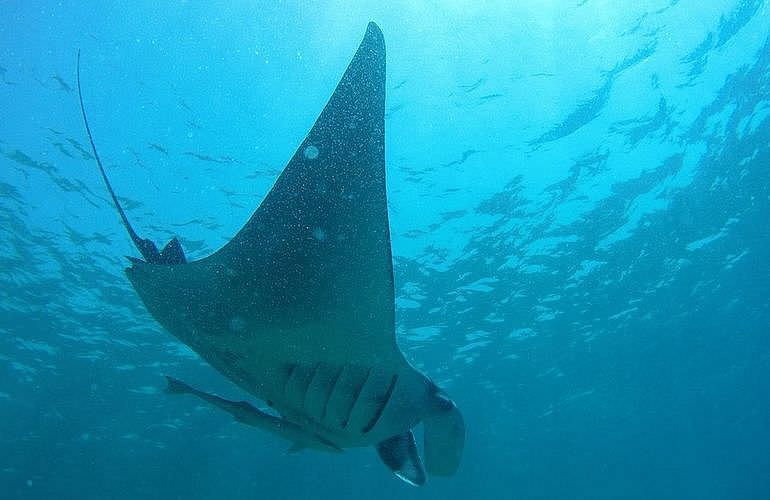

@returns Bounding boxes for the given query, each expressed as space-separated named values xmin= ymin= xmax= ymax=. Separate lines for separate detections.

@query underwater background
xmin=1 ymin=1 xmax=769 ymax=498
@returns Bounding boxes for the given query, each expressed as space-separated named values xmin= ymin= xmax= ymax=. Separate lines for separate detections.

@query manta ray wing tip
xmin=364 ymin=22 xmax=384 ymax=48
xmin=367 ymin=21 xmax=383 ymax=35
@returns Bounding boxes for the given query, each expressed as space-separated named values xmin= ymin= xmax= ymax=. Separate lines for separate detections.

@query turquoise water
xmin=2 ymin=1 xmax=769 ymax=498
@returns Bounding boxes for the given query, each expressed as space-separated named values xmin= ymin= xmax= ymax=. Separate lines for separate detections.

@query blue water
xmin=2 ymin=1 xmax=769 ymax=498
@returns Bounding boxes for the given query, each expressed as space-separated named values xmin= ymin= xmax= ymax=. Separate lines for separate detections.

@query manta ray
xmin=77 ymin=22 xmax=464 ymax=486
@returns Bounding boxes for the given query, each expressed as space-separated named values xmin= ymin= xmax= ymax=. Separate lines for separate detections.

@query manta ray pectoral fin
xmin=76 ymin=50 xmax=186 ymax=266
xmin=126 ymin=20 xmax=401 ymax=365
xmin=422 ymin=391 xmax=465 ymax=476
xmin=376 ymin=431 xmax=426 ymax=487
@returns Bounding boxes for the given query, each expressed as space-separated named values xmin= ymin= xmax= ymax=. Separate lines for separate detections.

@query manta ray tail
xmin=76 ymin=50 xmax=186 ymax=266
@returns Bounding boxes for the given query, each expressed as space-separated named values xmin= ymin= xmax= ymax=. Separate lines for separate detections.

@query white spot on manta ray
xmin=229 ymin=316 xmax=247 ymax=332
xmin=312 ymin=227 xmax=327 ymax=241
xmin=303 ymin=145 xmax=320 ymax=160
